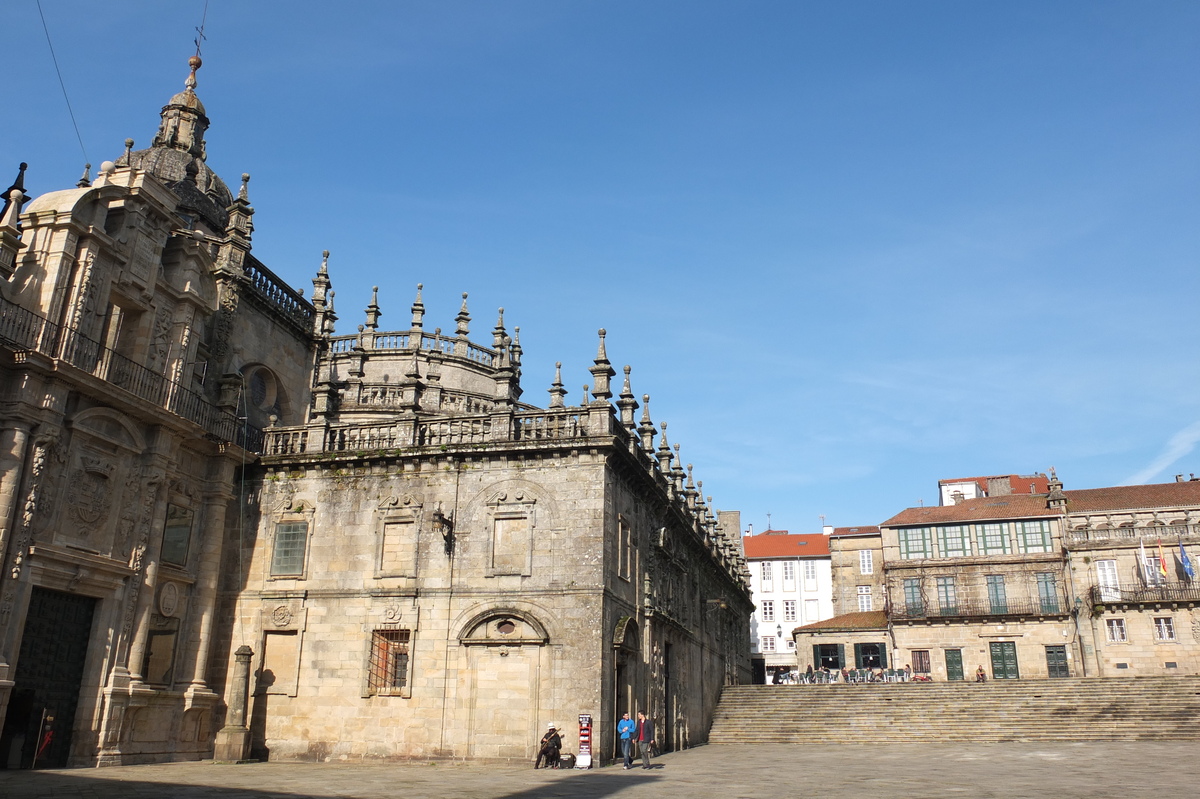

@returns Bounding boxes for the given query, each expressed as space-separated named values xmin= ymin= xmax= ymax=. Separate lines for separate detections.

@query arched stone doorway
xmin=458 ymin=609 xmax=548 ymax=760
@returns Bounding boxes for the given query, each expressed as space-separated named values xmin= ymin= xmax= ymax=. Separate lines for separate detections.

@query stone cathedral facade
xmin=0 ymin=58 xmax=752 ymax=768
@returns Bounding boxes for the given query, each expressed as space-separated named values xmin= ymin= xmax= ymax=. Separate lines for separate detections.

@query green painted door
xmin=989 ymin=641 xmax=1019 ymax=679
xmin=945 ymin=648 xmax=964 ymax=681
xmin=1045 ymin=645 xmax=1069 ymax=678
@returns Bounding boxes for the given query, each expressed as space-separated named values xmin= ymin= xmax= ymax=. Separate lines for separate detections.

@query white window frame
xmin=782 ymin=561 xmax=796 ymax=588
xmin=760 ymin=561 xmax=773 ymax=588
xmin=859 ymin=550 xmax=873 ymax=575
xmin=1153 ymin=616 xmax=1175 ymax=641
xmin=857 ymin=585 xmax=873 ymax=612
xmin=783 ymin=600 xmax=797 ymax=621
xmin=760 ymin=600 xmax=775 ymax=622
xmin=1096 ymin=560 xmax=1120 ymax=601
xmin=803 ymin=560 xmax=818 ymax=583
xmin=1105 ymin=618 xmax=1127 ymax=643
xmin=804 ymin=598 xmax=819 ymax=622
xmin=761 ymin=636 xmax=776 ymax=653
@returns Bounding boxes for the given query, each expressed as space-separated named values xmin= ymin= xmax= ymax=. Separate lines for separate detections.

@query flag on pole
xmin=1157 ymin=538 xmax=1170 ymax=580
xmin=1181 ymin=542 xmax=1195 ymax=580
xmin=1139 ymin=538 xmax=1149 ymax=583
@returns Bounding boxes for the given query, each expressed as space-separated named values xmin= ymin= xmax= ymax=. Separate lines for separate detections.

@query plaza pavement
xmin=0 ymin=742 xmax=1193 ymax=799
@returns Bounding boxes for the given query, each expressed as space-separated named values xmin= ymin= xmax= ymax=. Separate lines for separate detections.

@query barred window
xmin=368 ymin=629 xmax=411 ymax=694
xmin=271 ymin=521 xmax=309 ymax=576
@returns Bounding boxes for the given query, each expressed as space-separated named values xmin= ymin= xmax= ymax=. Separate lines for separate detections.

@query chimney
xmin=951 ymin=490 xmax=965 ymax=505
xmin=822 ymin=525 xmax=833 ymax=536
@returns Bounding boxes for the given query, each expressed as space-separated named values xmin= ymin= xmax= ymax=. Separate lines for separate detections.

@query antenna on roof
xmin=766 ymin=512 xmax=772 ymax=530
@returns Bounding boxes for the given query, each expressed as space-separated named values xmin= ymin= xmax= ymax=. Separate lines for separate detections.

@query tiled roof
xmin=1065 ymin=481 xmax=1200 ymax=513
xmin=882 ymin=493 xmax=1058 ymax=527
xmin=882 ymin=480 xmax=1200 ymax=527
xmin=794 ymin=610 xmax=887 ymax=632
xmin=829 ymin=525 xmax=880 ymax=537
xmin=939 ymin=473 xmax=1050 ymax=495
xmin=743 ymin=533 xmax=830 ymax=559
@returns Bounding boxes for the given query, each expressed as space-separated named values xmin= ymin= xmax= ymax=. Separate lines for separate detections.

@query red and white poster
xmin=576 ymin=713 xmax=592 ymax=768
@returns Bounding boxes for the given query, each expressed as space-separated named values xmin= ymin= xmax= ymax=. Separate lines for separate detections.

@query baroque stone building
xmin=0 ymin=57 xmax=752 ymax=768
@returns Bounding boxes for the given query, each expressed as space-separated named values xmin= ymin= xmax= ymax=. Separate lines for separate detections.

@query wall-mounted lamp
xmin=777 ymin=624 xmax=783 ymax=639
xmin=432 ymin=507 xmax=455 ymax=556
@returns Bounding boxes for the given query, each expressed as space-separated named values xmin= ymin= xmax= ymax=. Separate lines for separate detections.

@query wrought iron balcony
xmin=891 ymin=596 xmax=1068 ymax=620
xmin=1089 ymin=583 xmax=1200 ymax=605
xmin=1 ymin=293 xmax=261 ymax=451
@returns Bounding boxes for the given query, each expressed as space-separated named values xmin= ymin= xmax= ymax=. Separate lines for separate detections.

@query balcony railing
xmin=1089 ymin=583 xmax=1200 ymax=605
xmin=1 ymin=294 xmax=261 ymax=451
xmin=1066 ymin=522 xmax=1200 ymax=543
xmin=891 ymin=596 xmax=1068 ymax=620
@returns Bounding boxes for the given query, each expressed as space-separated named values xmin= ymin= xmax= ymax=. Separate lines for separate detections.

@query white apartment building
xmin=744 ymin=530 xmax=834 ymax=679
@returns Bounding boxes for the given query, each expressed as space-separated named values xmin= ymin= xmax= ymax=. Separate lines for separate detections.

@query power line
xmin=35 ymin=0 xmax=89 ymax=167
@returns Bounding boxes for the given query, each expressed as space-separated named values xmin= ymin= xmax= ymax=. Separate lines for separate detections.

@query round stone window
xmin=496 ymin=620 xmax=516 ymax=635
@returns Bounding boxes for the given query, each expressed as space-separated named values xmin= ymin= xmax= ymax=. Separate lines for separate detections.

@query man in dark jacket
xmin=536 ymin=724 xmax=562 ymax=769
xmin=635 ymin=711 xmax=655 ymax=769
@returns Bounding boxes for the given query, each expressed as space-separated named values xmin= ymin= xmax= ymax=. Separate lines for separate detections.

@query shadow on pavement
xmin=0 ymin=764 xmax=663 ymax=799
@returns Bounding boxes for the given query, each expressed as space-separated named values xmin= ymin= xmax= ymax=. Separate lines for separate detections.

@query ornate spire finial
xmin=76 ymin=163 xmax=92 ymax=188
xmin=0 ymin=163 xmax=28 ymax=227
xmin=616 ymin=365 xmax=638 ymax=431
xmin=511 ymin=326 xmax=522 ymax=367
xmin=186 ymin=55 xmax=202 ymax=92
xmin=238 ymin=172 xmax=250 ymax=201
xmin=364 ymin=285 xmax=382 ymax=331
xmin=410 ymin=283 xmax=425 ymax=331
xmin=638 ymin=393 xmax=656 ymax=451
xmin=492 ymin=307 xmax=507 ymax=348
xmin=589 ymin=328 xmax=616 ymax=401
xmin=548 ymin=361 xmax=567 ymax=408
xmin=455 ymin=292 xmax=471 ymax=336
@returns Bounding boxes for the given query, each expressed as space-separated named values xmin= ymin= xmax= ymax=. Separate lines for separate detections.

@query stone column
xmin=184 ymin=482 xmax=234 ymax=692
xmin=213 ymin=645 xmax=253 ymax=761
xmin=0 ymin=422 xmax=31 ymax=740
xmin=125 ymin=467 xmax=169 ymax=681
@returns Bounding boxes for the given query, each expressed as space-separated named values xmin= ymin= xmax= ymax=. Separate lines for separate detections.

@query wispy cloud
xmin=1124 ymin=420 xmax=1200 ymax=484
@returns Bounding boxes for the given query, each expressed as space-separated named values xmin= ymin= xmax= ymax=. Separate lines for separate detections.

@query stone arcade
xmin=0 ymin=58 xmax=753 ymax=768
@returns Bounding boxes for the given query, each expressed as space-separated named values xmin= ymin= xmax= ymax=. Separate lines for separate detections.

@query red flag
xmin=1157 ymin=539 xmax=1170 ymax=580
xmin=36 ymin=728 xmax=53 ymax=759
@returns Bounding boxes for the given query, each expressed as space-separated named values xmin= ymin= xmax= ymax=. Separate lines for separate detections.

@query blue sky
xmin=6 ymin=1 xmax=1199 ymax=532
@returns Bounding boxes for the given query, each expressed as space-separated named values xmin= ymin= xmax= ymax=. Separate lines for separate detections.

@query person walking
xmin=617 ymin=712 xmax=635 ymax=769
xmin=635 ymin=711 xmax=655 ymax=769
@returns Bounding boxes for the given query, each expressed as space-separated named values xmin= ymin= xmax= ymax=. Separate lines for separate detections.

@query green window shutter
xmin=836 ymin=644 xmax=845 ymax=669
xmin=853 ymin=643 xmax=863 ymax=668
xmin=878 ymin=646 xmax=888 ymax=669
xmin=813 ymin=644 xmax=821 ymax=665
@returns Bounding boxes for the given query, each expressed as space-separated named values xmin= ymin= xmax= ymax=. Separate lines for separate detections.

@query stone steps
xmin=709 ymin=678 xmax=1200 ymax=743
